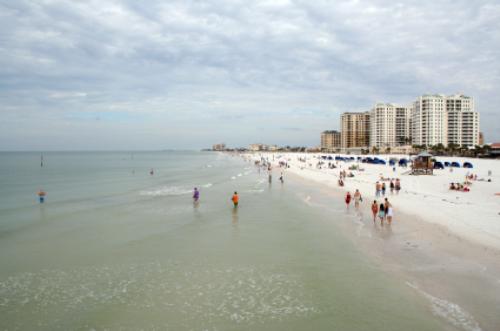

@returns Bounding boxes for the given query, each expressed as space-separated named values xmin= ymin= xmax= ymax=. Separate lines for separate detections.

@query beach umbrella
xmin=389 ymin=159 xmax=396 ymax=166
xmin=451 ymin=161 xmax=460 ymax=168
xmin=463 ymin=162 xmax=473 ymax=168
xmin=444 ymin=161 xmax=450 ymax=167
xmin=398 ymin=158 xmax=408 ymax=166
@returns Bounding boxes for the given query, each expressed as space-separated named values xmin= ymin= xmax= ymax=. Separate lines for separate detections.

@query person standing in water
xmin=353 ymin=189 xmax=362 ymax=209
xmin=378 ymin=203 xmax=385 ymax=225
xmin=150 ymin=168 xmax=154 ymax=175
xmin=345 ymin=191 xmax=352 ymax=208
xmin=385 ymin=198 xmax=393 ymax=224
xmin=231 ymin=191 xmax=239 ymax=207
xmin=279 ymin=172 xmax=284 ymax=183
xmin=193 ymin=187 xmax=200 ymax=203
xmin=371 ymin=200 xmax=378 ymax=222
xmin=37 ymin=189 xmax=46 ymax=204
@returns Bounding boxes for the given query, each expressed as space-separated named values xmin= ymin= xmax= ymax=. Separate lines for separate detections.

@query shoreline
xmin=245 ymin=152 xmax=500 ymax=251
xmin=281 ymin=167 xmax=500 ymax=331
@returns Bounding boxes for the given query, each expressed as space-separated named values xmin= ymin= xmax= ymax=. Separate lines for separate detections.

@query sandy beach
xmin=243 ymin=152 xmax=500 ymax=330
xmin=247 ymin=152 xmax=500 ymax=250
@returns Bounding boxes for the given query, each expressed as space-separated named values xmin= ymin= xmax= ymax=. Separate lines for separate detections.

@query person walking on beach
xmin=231 ymin=191 xmax=239 ymax=207
xmin=353 ymin=189 xmax=362 ymax=209
xmin=384 ymin=198 xmax=393 ymax=224
xmin=345 ymin=192 xmax=352 ymax=208
xmin=375 ymin=182 xmax=381 ymax=197
xmin=37 ymin=189 xmax=46 ymax=204
xmin=378 ymin=203 xmax=385 ymax=225
xmin=395 ymin=179 xmax=401 ymax=194
xmin=193 ymin=187 xmax=200 ymax=203
xmin=381 ymin=182 xmax=386 ymax=196
xmin=371 ymin=200 xmax=378 ymax=222
xmin=390 ymin=180 xmax=395 ymax=194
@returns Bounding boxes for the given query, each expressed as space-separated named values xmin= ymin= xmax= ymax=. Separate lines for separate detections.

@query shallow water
xmin=0 ymin=151 xmax=458 ymax=330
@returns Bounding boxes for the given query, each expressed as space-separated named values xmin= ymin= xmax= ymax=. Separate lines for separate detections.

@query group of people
xmin=449 ymin=183 xmax=470 ymax=192
xmin=375 ymin=178 xmax=401 ymax=196
xmin=371 ymin=198 xmax=393 ymax=225
xmin=344 ymin=188 xmax=395 ymax=225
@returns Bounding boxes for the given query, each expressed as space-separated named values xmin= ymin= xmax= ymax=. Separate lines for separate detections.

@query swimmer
xmin=150 ymin=168 xmax=154 ymax=175
xmin=231 ymin=191 xmax=239 ymax=207
xmin=37 ymin=189 xmax=46 ymax=204
xmin=193 ymin=187 xmax=200 ymax=202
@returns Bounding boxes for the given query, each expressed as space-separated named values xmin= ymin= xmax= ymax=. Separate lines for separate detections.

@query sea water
xmin=0 ymin=151 xmax=458 ymax=330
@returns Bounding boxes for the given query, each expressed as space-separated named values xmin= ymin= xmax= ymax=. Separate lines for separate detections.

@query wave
xmin=139 ymin=186 xmax=192 ymax=197
xmin=406 ymin=282 xmax=482 ymax=331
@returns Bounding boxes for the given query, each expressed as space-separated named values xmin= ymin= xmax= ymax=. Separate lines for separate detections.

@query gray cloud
xmin=0 ymin=0 xmax=499 ymax=150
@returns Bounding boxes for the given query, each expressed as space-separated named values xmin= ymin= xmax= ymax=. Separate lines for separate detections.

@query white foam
xmin=139 ymin=186 xmax=192 ymax=197
xmin=406 ymin=282 xmax=482 ymax=331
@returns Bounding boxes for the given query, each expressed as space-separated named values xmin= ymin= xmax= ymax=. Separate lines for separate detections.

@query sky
xmin=1 ymin=0 xmax=499 ymax=150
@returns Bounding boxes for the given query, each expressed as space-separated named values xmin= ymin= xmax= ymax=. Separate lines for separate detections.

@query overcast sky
xmin=1 ymin=0 xmax=499 ymax=150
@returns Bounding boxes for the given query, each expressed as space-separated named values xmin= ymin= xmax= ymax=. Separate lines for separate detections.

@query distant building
xmin=249 ymin=143 xmax=275 ymax=151
xmin=411 ymin=94 xmax=479 ymax=147
xmin=446 ymin=94 xmax=479 ymax=147
xmin=479 ymin=132 xmax=485 ymax=145
xmin=321 ymin=130 xmax=341 ymax=152
xmin=412 ymin=95 xmax=448 ymax=147
xmin=369 ymin=103 xmax=411 ymax=149
xmin=341 ymin=112 xmax=370 ymax=149
xmin=212 ymin=143 xmax=226 ymax=151
xmin=490 ymin=143 xmax=500 ymax=157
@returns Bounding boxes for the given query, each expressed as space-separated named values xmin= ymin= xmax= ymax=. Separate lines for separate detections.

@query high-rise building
xmin=369 ymin=103 xmax=411 ymax=149
xmin=321 ymin=130 xmax=341 ymax=152
xmin=411 ymin=94 xmax=448 ymax=147
xmin=341 ymin=112 xmax=370 ymax=149
xmin=446 ymin=94 xmax=479 ymax=147
xmin=411 ymin=94 xmax=479 ymax=147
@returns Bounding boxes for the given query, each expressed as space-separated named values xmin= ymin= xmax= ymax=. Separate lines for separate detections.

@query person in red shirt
xmin=345 ymin=192 xmax=351 ymax=208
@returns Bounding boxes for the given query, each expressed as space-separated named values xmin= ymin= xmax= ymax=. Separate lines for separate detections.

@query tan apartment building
xmin=321 ymin=130 xmax=341 ymax=152
xmin=341 ymin=112 xmax=370 ymax=149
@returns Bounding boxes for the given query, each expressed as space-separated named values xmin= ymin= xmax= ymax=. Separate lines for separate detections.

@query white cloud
xmin=0 ymin=0 xmax=499 ymax=149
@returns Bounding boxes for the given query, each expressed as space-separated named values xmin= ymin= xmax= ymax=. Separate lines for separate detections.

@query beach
xmin=0 ymin=151 xmax=499 ymax=330
xmin=247 ymin=152 xmax=500 ymax=250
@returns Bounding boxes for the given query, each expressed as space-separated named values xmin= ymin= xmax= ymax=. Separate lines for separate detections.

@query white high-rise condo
xmin=369 ymin=103 xmax=411 ymax=149
xmin=446 ymin=94 xmax=479 ymax=147
xmin=411 ymin=94 xmax=479 ymax=147
xmin=412 ymin=94 xmax=448 ymax=147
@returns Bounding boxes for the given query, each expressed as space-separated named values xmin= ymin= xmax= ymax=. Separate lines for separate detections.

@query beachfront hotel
xmin=321 ymin=130 xmax=341 ymax=152
xmin=340 ymin=112 xmax=370 ymax=150
xmin=369 ymin=104 xmax=411 ymax=149
xmin=411 ymin=94 xmax=479 ymax=147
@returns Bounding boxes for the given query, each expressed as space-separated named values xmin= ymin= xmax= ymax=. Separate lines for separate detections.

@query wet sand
xmin=288 ymin=171 xmax=500 ymax=331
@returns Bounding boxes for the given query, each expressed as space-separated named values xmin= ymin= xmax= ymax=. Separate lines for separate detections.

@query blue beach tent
xmin=463 ymin=162 xmax=473 ymax=168
xmin=444 ymin=161 xmax=450 ymax=167
xmin=398 ymin=158 xmax=408 ymax=166
xmin=433 ymin=161 xmax=444 ymax=169
xmin=451 ymin=161 xmax=460 ymax=168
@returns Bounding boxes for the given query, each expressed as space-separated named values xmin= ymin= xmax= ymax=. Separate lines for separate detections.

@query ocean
xmin=0 ymin=151 xmax=456 ymax=330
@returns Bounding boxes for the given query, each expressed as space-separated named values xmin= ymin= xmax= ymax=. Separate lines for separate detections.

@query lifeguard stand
xmin=411 ymin=152 xmax=434 ymax=175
